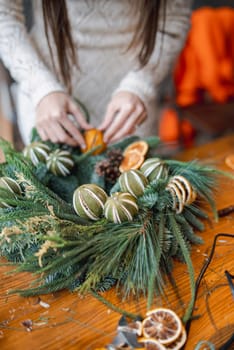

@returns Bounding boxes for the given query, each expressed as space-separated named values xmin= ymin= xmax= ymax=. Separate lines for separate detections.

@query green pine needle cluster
xmin=0 ymin=135 xmax=228 ymax=322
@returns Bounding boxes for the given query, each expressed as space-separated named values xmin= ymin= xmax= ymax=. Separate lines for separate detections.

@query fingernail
xmin=81 ymin=143 xmax=86 ymax=150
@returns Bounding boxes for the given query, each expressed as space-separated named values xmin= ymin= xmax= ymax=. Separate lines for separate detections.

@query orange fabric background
xmin=174 ymin=7 xmax=234 ymax=106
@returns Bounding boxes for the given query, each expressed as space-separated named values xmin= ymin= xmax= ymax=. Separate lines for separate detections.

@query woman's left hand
xmin=99 ymin=91 xmax=147 ymax=143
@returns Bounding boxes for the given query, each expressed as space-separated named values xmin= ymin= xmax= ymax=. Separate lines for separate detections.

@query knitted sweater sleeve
xmin=0 ymin=0 xmax=64 ymax=108
xmin=114 ymin=0 xmax=192 ymax=106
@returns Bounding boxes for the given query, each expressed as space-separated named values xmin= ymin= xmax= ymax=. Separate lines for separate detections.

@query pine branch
xmin=0 ymin=230 xmax=41 ymax=262
xmin=18 ymin=227 xmax=100 ymax=276
xmin=95 ymin=276 xmax=117 ymax=292
xmin=175 ymin=215 xmax=203 ymax=245
xmin=143 ymin=135 xmax=160 ymax=149
xmin=147 ymin=211 xmax=165 ymax=309
xmin=187 ymin=204 xmax=209 ymax=220
xmin=10 ymin=272 xmax=79 ymax=296
xmin=1 ymin=145 xmax=89 ymax=224
xmin=183 ymin=208 xmax=205 ymax=231
xmin=168 ymin=213 xmax=195 ymax=323
xmin=0 ymin=193 xmax=47 ymax=212
xmin=138 ymin=189 xmax=159 ymax=209
xmin=91 ymin=290 xmax=142 ymax=320
xmin=108 ymin=136 xmax=139 ymax=151
xmin=76 ymin=212 xmax=165 ymax=299
xmin=161 ymin=230 xmax=173 ymax=255
xmin=79 ymin=224 xmax=140 ymax=293
xmin=166 ymin=232 xmax=179 ymax=257
xmin=0 ymin=208 xmax=50 ymax=224
xmin=0 ymin=141 xmax=74 ymax=212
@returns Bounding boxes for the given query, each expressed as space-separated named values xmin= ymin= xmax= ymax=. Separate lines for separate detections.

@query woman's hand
xmin=99 ymin=91 xmax=147 ymax=143
xmin=36 ymin=92 xmax=92 ymax=148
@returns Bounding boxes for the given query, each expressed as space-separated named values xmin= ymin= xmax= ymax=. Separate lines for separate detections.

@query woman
xmin=0 ymin=0 xmax=191 ymax=147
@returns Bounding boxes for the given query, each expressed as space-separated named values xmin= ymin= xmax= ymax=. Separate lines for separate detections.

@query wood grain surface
xmin=1 ymin=134 xmax=234 ymax=350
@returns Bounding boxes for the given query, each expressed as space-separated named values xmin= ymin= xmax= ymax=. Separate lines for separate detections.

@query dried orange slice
xmin=124 ymin=140 xmax=149 ymax=157
xmin=166 ymin=327 xmax=187 ymax=350
xmin=119 ymin=150 xmax=145 ymax=173
xmin=138 ymin=337 xmax=167 ymax=350
xmin=225 ymin=154 xmax=234 ymax=170
xmin=82 ymin=128 xmax=106 ymax=155
xmin=142 ymin=308 xmax=182 ymax=345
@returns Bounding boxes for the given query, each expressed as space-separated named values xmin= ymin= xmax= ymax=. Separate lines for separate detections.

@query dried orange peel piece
xmin=119 ymin=149 xmax=145 ymax=173
xmin=82 ymin=128 xmax=106 ymax=155
xmin=142 ymin=308 xmax=182 ymax=345
xmin=123 ymin=140 xmax=149 ymax=157
xmin=225 ymin=154 xmax=234 ymax=170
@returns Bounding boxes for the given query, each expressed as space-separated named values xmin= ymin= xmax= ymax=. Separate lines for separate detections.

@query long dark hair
xmin=42 ymin=0 xmax=166 ymax=91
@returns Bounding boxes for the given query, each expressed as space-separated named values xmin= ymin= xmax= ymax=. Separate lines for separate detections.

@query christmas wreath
xmin=0 ymin=129 xmax=228 ymax=325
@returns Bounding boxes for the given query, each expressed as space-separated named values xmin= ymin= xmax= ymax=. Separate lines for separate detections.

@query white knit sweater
xmin=0 ymin=0 xmax=191 ymax=144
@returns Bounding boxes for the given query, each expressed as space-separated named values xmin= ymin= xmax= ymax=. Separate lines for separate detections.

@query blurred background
xmin=158 ymin=0 xmax=234 ymax=152
xmin=0 ymin=0 xmax=234 ymax=161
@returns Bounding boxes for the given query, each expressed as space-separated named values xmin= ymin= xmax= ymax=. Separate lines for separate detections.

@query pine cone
xmin=106 ymin=149 xmax=123 ymax=162
xmin=95 ymin=149 xmax=123 ymax=184
xmin=95 ymin=159 xmax=110 ymax=177
xmin=105 ymin=165 xmax=121 ymax=183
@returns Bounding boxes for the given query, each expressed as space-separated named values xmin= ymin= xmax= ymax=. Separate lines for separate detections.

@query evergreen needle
xmin=168 ymin=213 xmax=195 ymax=323
xmin=90 ymin=289 xmax=142 ymax=320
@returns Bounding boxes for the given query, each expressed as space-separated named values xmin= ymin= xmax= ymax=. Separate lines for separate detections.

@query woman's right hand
xmin=35 ymin=92 xmax=92 ymax=148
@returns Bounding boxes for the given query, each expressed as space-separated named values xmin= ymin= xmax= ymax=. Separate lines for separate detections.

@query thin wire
xmin=184 ymin=233 xmax=234 ymax=349
xmin=224 ymin=270 xmax=234 ymax=299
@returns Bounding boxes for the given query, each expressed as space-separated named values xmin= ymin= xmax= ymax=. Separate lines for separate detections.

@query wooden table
xmin=1 ymin=134 xmax=234 ymax=350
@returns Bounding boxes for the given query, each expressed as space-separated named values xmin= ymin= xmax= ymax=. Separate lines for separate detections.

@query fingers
xmin=37 ymin=116 xmax=86 ymax=148
xmin=38 ymin=127 xmax=49 ymax=142
xmin=61 ymin=116 xmax=86 ymax=148
xmin=68 ymin=99 xmax=91 ymax=130
xmin=99 ymin=103 xmax=117 ymax=131
xmin=99 ymin=91 xmax=147 ymax=144
xmin=102 ymin=103 xmax=135 ymax=142
xmin=103 ymin=103 xmax=146 ymax=143
xmin=35 ymin=92 xmax=93 ymax=148
xmin=109 ymin=110 xmax=147 ymax=143
xmin=37 ymin=120 xmax=77 ymax=147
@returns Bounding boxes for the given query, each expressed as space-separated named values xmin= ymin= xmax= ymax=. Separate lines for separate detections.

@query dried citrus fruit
xmin=225 ymin=154 xmax=234 ymax=170
xmin=124 ymin=140 xmax=149 ymax=156
xmin=166 ymin=327 xmax=187 ymax=350
xmin=140 ymin=158 xmax=168 ymax=182
xmin=82 ymin=128 xmax=106 ymax=155
xmin=104 ymin=192 xmax=138 ymax=223
xmin=142 ymin=308 xmax=182 ymax=345
xmin=23 ymin=141 xmax=50 ymax=166
xmin=138 ymin=337 xmax=167 ymax=350
xmin=119 ymin=149 xmax=145 ymax=173
xmin=46 ymin=149 xmax=74 ymax=176
xmin=119 ymin=169 xmax=148 ymax=198
xmin=73 ymin=184 xmax=108 ymax=221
